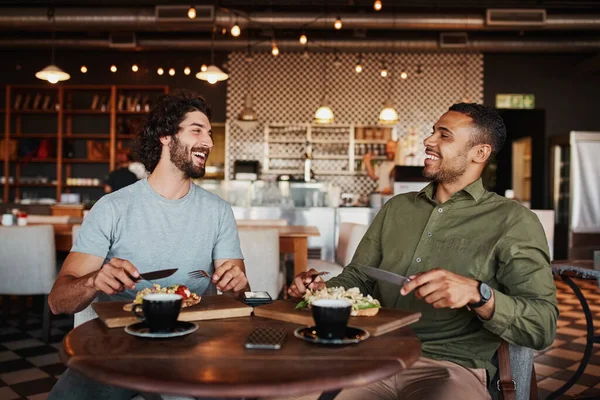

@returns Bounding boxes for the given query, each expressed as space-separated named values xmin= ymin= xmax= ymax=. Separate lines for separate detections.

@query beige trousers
xmin=269 ymin=357 xmax=491 ymax=400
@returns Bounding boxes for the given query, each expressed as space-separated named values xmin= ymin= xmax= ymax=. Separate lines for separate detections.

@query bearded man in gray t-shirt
xmin=48 ymin=90 xmax=248 ymax=400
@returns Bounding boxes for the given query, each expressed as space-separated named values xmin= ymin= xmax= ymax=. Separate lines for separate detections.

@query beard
xmin=169 ymin=135 xmax=208 ymax=179
xmin=422 ymin=146 xmax=469 ymax=184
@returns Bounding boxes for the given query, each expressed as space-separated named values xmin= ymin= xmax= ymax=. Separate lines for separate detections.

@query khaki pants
xmin=269 ymin=357 xmax=491 ymax=400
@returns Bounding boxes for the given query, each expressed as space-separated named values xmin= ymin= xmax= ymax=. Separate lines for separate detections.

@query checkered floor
xmin=1 ymin=277 xmax=600 ymax=399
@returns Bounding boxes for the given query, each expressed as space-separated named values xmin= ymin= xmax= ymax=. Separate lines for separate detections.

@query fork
xmin=188 ymin=270 xmax=211 ymax=280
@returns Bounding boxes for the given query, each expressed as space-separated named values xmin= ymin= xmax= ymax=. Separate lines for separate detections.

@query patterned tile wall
xmin=226 ymin=51 xmax=483 ymax=194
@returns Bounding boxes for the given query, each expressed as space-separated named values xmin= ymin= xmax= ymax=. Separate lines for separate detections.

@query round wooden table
xmin=60 ymin=316 xmax=421 ymax=399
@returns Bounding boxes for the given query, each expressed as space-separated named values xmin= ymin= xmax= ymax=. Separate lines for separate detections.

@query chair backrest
xmin=236 ymin=219 xmax=288 ymax=227
xmin=0 ymin=225 xmax=57 ymax=295
xmin=238 ymin=228 xmax=282 ymax=299
xmin=490 ymin=342 xmax=536 ymax=400
xmin=336 ymin=223 xmax=368 ymax=266
xmin=531 ymin=209 xmax=555 ymax=260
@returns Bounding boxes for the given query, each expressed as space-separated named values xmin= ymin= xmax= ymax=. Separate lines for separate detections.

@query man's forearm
xmin=473 ymin=289 xmax=495 ymax=320
xmin=48 ymin=272 xmax=99 ymax=315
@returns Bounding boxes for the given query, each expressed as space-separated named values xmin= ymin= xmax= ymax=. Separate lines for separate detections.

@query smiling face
xmin=168 ymin=110 xmax=213 ymax=179
xmin=422 ymin=111 xmax=478 ymax=184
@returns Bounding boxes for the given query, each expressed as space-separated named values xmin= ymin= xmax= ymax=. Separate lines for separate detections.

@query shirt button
xmin=438 ymin=208 xmax=443 ymax=213
xmin=416 ymin=257 xmax=422 ymax=263
xmin=427 ymin=232 xmax=432 ymax=237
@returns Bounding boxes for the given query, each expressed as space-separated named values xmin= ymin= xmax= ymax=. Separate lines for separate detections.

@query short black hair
xmin=136 ymin=89 xmax=212 ymax=173
xmin=448 ymin=103 xmax=506 ymax=156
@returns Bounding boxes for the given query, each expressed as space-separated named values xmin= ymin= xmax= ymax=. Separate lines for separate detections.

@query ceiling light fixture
xmin=157 ymin=67 xmax=164 ymax=75
xmin=379 ymin=64 xmax=398 ymax=124
xmin=314 ymin=55 xmax=334 ymax=124
xmin=188 ymin=6 xmax=196 ymax=19
xmin=184 ymin=66 xmax=191 ymax=75
xmin=299 ymin=33 xmax=308 ymax=45
xmin=355 ymin=54 xmax=363 ymax=73
xmin=110 ymin=65 xmax=117 ymax=73
xmin=400 ymin=68 xmax=408 ymax=80
xmin=80 ymin=65 xmax=87 ymax=74
xmin=271 ymin=41 xmax=280 ymax=56
xmin=169 ymin=68 xmax=176 ymax=76
xmin=35 ymin=8 xmax=70 ymax=84
xmin=196 ymin=26 xmax=229 ymax=84
xmin=231 ymin=17 xmax=241 ymax=37
xmin=201 ymin=64 xmax=208 ymax=72
xmin=131 ymin=64 xmax=139 ymax=72
xmin=380 ymin=60 xmax=388 ymax=78
xmin=374 ymin=0 xmax=382 ymax=11
xmin=334 ymin=16 xmax=343 ymax=30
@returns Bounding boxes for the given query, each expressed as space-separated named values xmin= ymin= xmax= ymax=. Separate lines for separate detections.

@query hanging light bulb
xmin=131 ymin=64 xmax=139 ymax=72
xmin=355 ymin=54 xmax=363 ymax=73
xmin=314 ymin=95 xmax=334 ymax=124
xmin=36 ymin=8 xmax=70 ymax=84
xmin=221 ymin=27 xmax=227 ymax=35
xmin=231 ymin=22 xmax=241 ymax=37
xmin=169 ymin=68 xmax=176 ymax=76
xmin=196 ymin=65 xmax=228 ymax=84
xmin=299 ymin=34 xmax=308 ymax=45
xmin=188 ymin=6 xmax=196 ymax=19
xmin=238 ymin=94 xmax=258 ymax=121
xmin=400 ymin=70 xmax=408 ymax=80
xmin=110 ymin=65 xmax=117 ymax=73
xmin=378 ymin=98 xmax=399 ymax=124
xmin=201 ymin=64 xmax=208 ymax=72
xmin=374 ymin=0 xmax=382 ymax=11
xmin=271 ymin=41 xmax=279 ymax=56
xmin=334 ymin=16 xmax=342 ymax=30
xmin=157 ymin=67 xmax=164 ymax=75
xmin=380 ymin=68 xmax=388 ymax=78
xmin=184 ymin=66 xmax=191 ymax=75
xmin=80 ymin=65 xmax=87 ymax=73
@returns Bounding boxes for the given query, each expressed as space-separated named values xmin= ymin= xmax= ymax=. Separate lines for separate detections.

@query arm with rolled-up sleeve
xmin=483 ymin=210 xmax=558 ymax=350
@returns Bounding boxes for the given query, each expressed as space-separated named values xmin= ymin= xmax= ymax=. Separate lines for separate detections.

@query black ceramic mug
xmin=311 ymin=299 xmax=352 ymax=340
xmin=132 ymin=293 xmax=183 ymax=333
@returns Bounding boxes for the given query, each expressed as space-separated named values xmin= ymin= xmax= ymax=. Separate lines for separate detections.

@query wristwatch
xmin=469 ymin=280 xmax=492 ymax=309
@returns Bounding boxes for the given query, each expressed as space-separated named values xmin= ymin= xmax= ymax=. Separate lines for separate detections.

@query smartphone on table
xmin=244 ymin=327 xmax=286 ymax=350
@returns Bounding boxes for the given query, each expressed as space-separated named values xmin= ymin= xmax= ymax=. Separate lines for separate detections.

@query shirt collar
xmin=416 ymin=178 xmax=486 ymax=203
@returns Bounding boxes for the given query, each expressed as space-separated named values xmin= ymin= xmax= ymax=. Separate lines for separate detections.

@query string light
xmin=188 ymin=7 xmax=196 ymax=19
xmin=201 ymin=64 xmax=207 ymax=72
xmin=231 ymin=22 xmax=241 ymax=37
xmin=374 ymin=0 xmax=382 ymax=11
xmin=400 ymin=70 xmax=408 ymax=80
xmin=299 ymin=34 xmax=307 ymax=45
xmin=355 ymin=54 xmax=363 ymax=73
xmin=80 ymin=66 xmax=87 ymax=73
xmin=157 ymin=67 xmax=164 ymax=75
xmin=221 ymin=27 xmax=227 ymax=35
xmin=131 ymin=64 xmax=138 ymax=72
xmin=110 ymin=65 xmax=117 ymax=73
xmin=334 ymin=16 xmax=342 ymax=30
xmin=169 ymin=68 xmax=176 ymax=76
xmin=380 ymin=60 xmax=388 ymax=78
xmin=271 ymin=41 xmax=279 ymax=56
xmin=184 ymin=66 xmax=191 ymax=75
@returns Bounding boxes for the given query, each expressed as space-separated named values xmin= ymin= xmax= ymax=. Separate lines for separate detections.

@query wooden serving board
xmin=93 ymin=295 xmax=253 ymax=329
xmin=253 ymin=300 xmax=421 ymax=337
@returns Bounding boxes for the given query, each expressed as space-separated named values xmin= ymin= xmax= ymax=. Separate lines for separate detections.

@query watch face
xmin=480 ymin=282 xmax=492 ymax=301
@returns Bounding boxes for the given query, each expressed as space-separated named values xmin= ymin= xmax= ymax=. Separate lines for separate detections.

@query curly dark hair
xmin=448 ymin=103 xmax=506 ymax=156
xmin=135 ymin=89 xmax=212 ymax=173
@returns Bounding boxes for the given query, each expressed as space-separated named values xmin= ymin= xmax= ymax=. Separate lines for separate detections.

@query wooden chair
xmin=0 ymin=225 xmax=57 ymax=342
xmin=490 ymin=340 xmax=539 ymax=400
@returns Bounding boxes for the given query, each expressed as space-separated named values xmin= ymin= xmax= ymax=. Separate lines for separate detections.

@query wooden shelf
xmin=64 ymin=158 xmax=110 ymax=163
xmin=312 ymin=155 xmax=348 ymax=160
xmin=11 ymin=183 xmax=56 ymax=187
xmin=313 ymin=170 xmax=359 ymax=176
xmin=64 ymin=110 xmax=111 ymax=115
xmin=117 ymin=111 xmax=149 ymax=115
xmin=12 ymin=133 xmax=58 ymax=139
xmin=65 ymin=184 xmax=104 ymax=188
xmin=268 ymin=139 xmax=305 ymax=144
xmin=64 ymin=134 xmax=110 ymax=139
xmin=355 ymin=139 xmax=388 ymax=144
xmin=117 ymin=135 xmax=136 ymax=140
xmin=16 ymin=158 xmax=58 ymax=163
xmin=11 ymin=110 xmax=58 ymax=114
xmin=268 ymin=154 xmax=303 ymax=159
xmin=263 ymin=169 xmax=304 ymax=175
xmin=311 ymin=139 xmax=349 ymax=144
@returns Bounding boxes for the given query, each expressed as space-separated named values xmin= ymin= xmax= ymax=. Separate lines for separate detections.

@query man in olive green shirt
xmin=288 ymin=103 xmax=558 ymax=400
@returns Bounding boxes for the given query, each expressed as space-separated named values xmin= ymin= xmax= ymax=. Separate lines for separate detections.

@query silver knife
xmin=360 ymin=266 xmax=411 ymax=287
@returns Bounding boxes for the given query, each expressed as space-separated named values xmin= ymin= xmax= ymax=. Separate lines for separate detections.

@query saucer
xmin=125 ymin=321 xmax=198 ymax=339
xmin=294 ymin=326 xmax=369 ymax=345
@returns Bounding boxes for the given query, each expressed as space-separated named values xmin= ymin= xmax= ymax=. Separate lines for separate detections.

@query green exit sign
xmin=495 ymin=94 xmax=535 ymax=109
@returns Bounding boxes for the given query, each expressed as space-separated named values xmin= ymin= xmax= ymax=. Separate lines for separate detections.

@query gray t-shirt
xmin=73 ymin=178 xmax=243 ymax=301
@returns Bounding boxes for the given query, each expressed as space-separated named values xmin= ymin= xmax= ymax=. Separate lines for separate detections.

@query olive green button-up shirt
xmin=326 ymin=178 xmax=558 ymax=378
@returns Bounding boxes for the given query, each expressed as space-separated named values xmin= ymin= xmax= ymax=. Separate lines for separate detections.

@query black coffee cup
xmin=132 ymin=293 xmax=182 ymax=333
xmin=311 ymin=299 xmax=352 ymax=340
